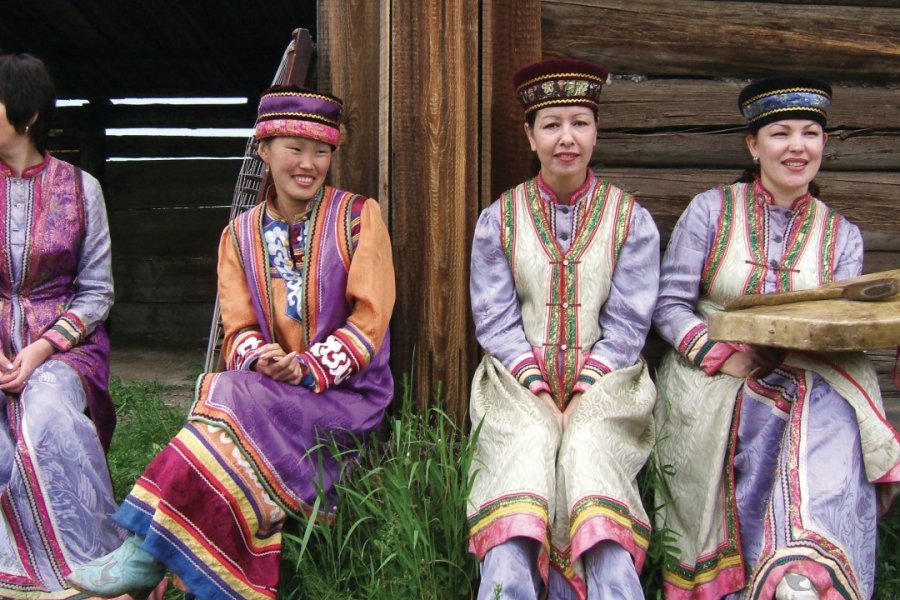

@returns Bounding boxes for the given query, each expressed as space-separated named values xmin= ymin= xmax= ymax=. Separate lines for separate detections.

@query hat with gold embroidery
xmin=254 ymin=85 xmax=343 ymax=147
xmin=513 ymin=58 xmax=609 ymax=117
xmin=738 ymin=75 xmax=832 ymax=132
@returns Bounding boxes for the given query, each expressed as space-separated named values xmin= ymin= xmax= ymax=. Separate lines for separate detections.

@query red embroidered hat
xmin=513 ymin=58 xmax=609 ymax=117
xmin=254 ymin=84 xmax=343 ymax=147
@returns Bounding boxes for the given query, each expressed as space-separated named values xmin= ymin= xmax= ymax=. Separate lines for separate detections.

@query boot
xmin=67 ymin=535 xmax=166 ymax=599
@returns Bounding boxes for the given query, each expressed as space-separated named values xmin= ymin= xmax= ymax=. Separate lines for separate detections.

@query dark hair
xmin=0 ymin=53 xmax=57 ymax=152
xmin=734 ymin=164 xmax=821 ymax=198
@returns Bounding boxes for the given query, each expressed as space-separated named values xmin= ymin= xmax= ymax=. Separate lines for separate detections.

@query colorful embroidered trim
xmin=572 ymin=357 xmax=610 ymax=394
xmin=41 ymin=312 xmax=86 ymax=351
xmin=510 ymin=353 xmax=551 ymax=395
xmin=227 ymin=328 xmax=266 ymax=371
xmin=299 ymin=323 xmax=374 ymax=393
xmin=740 ymin=90 xmax=830 ymax=126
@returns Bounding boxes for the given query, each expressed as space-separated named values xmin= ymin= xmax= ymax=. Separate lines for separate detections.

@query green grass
xmin=279 ymin=376 xmax=480 ymax=599
xmin=105 ymin=375 xmax=900 ymax=599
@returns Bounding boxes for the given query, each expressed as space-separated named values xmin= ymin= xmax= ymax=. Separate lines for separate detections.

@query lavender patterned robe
xmin=0 ymin=155 xmax=121 ymax=598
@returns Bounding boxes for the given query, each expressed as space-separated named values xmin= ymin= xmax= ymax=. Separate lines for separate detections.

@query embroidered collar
xmin=0 ymin=151 xmax=51 ymax=178
xmin=263 ymin=185 xmax=325 ymax=224
xmin=753 ymin=176 xmax=810 ymax=211
xmin=536 ymin=169 xmax=594 ymax=206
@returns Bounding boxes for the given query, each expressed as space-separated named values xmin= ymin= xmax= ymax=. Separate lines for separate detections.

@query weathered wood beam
xmin=482 ymin=0 xmax=542 ymax=203
xmin=596 ymin=80 xmax=900 ymax=130
xmin=389 ymin=0 xmax=482 ymax=419
xmin=318 ymin=0 xmax=383 ymax=202
xmin=543 ymin=0 xmax=900 ymax=81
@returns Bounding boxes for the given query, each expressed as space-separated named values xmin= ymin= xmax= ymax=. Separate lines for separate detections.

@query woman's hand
xmin=0 ymin=339 xmax=55 ymax=394
xmin=253 ymin=343 xmax=305 ymax=384
xmin=562 ymin=393 xmax=582 ymax=430
xmin=719 ymin=347 xmax=784 ymax=378
xmin=536 ymin=391 xmax=563 ymax=427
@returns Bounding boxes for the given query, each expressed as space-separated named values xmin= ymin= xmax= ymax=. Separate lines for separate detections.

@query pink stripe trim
xmin=663 ymin=564 xmax=745 ymax=600
xmin=569 ymin=514 xmax=647 ymax=573
xmin=468 ymin=513 xmax=548 ymax=561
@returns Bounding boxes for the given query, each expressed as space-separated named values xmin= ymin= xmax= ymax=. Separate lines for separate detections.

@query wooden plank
xmin=542 ymin=0 xmax=900 ymax=81
xmin=112 ymin=255 xmax=217 ymax=303
xmin=597 ymin=80 xmax=900 ymax=130
xmin=108 ymin=207 xmax=229 ymax=256
xmin=594 ymin=130 xmax=900 ymax=171
xmin=318 ymin=0 xmax=383 ymax=201
xmin=597 ymin=168 xmax=900 ymax=234
xmin=389 ymin=0 xmax=481 ymax=420
xmin=108 ymin=302 xmax=214 ymax=348
xmin=104 ymin=160 xmax=239 ymax=209
xmin=482 ymin=0 xmax=542 ymax=203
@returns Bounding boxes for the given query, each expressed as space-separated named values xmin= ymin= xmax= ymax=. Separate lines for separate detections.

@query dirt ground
xmin=109 ymin=346 xmax=206 ymax=407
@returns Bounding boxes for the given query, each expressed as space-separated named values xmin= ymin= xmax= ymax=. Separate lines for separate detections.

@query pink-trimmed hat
xmin=254 ymin=85 xmax=343 ymax=147
xmin=513 ymin=58 xmax=609 ymax=117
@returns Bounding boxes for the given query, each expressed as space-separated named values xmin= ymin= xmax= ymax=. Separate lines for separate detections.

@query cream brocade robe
xmin=655 ymin=183 xmax=900 ymax=599
xmin=468 ymin=179 xmax=656 ymax=597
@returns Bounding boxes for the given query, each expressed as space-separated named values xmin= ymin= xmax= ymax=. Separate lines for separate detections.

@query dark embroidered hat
xmin=738 ymin=75 xmax=832 ymax=131
xmin=513 ymin=58 xmax=609 ymax=117
xmin=255 ymin=85 xmax=343 ymax=147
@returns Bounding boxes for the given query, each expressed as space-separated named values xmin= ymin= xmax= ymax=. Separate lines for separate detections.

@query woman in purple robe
xmin=653 ymin=76 xmax=900 ymax=599
xmin=0 ymin=53 xmax=125 ymax=599
xmin=466 ymin=58 xmax=660 ymax=599
xmin=69 ymin=85 xmax=396 ymax=600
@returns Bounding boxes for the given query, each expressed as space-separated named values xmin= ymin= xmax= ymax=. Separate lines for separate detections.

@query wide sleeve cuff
xmin=677 ymin=322 xmax=740 ymax=375
xmin=510 ymin=353 xmax=551 ymax=395
xmin=572 ymin=357 xmax=612 ymax=395
xmin=41 ymin=312 xmax=86 ymax=352
xmin=299 ymin=323 xmax=374 ymax=393
xmin=227 ymin=328 xmax=266 ymax=371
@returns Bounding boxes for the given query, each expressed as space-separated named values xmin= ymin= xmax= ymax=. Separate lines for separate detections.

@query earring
xmin=24 ymin=125 xmax=30 ymax=135
xmin=752 ymin=156 xmax=759 ymax=164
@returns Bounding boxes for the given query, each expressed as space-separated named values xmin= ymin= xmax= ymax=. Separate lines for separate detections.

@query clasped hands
xmin=0 ymin=339 xmax=55 ymax=394
xmin=536 ymin=390 xmax=582 ymax=431
xmin=251 ymin=342 xmax=307 ymax=385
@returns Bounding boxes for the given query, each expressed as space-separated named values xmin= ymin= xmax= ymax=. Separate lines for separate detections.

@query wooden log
xmin=594 ymin=130 xmax=900 ymax=171
xmin=482 ymin=0 xmax=542 ymax=203
xmin=108 ymin=302 xmax=214 ymax=348
xmin=318 ymin=0 xmax=383 ymax=203
xmin=112 ymin=255 xmax=217 ymax=303
xmin=108 ymin=207 xmax=229 ymax=256
xmin=598 ymin=168 xmax=900 ymax=234
xmin=104 ymin=160 xmax=238 ymax=209
xmin=596 ymin=80 xmax=900 ymax=130
xmin=389 ymin=0 xmax=482 ymax=420
xmin=542 ymin=0 xmax=900 ymax=81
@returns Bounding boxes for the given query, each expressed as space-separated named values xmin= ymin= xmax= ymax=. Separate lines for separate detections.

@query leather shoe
xmin=67 ymin=535 xmax=166 ymax=599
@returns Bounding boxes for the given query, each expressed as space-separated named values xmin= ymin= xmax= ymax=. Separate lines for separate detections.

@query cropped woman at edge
xmin=467 ymin=59 xmax=660 ymax=599
xmin=69 ymin=85 xmax=396 ymax=599
xmin=0 ymin=52 xmax=139 ymax=600
xmin=652 ymin=76 xmax=900 ymax=599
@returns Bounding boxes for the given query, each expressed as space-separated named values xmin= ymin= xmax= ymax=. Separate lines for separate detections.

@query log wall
xmin=541 ymin=0 xmax=900 ymax=414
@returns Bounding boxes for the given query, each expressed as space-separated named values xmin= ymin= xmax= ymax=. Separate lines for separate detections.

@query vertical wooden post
xmin=317 ymin=0 xmax=543 ymax=422
xmin=388 ymin=1 xmax=481 ymax=420
xmin=481 ymin=1 xmax=542 ymax=205
xmin=317 ymin=1 xmax=382 ymax=202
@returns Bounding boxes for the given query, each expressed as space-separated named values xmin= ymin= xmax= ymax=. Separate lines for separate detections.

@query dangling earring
xmin=24 ymin=125 xmax=30 ymax=135
xmin=752 ymin=155 xmax=759 ymax=164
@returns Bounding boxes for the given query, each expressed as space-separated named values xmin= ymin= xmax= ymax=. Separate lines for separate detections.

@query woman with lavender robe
xmin=69 ymin=86 xmax=395 ymax=600
xmin=0 ymin=53 xmax=125 ymax=599
xmin=653 ymin=76 xmax=900 ymax=600
xmin=467 ymin=59 xmax=660 ymax=600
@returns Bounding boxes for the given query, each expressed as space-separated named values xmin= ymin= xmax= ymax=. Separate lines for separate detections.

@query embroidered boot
xmin=774 ymin=572 xmax=819 ymax=600
xmin=67 ymin=535 xmax=166 ymax=599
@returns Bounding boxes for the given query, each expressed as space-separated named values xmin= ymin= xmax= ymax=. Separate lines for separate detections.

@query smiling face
xmin=524 ymin=105 xmax=597 ymax=198
xmin=258 ymin=136 xmax=333 ymax=213
xmin=746 ymin=119 xmax=827 ymax=205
